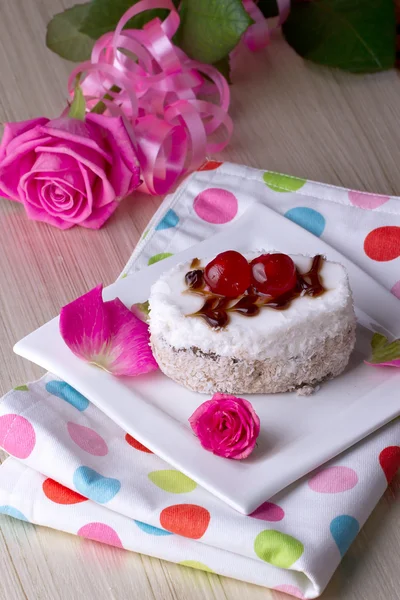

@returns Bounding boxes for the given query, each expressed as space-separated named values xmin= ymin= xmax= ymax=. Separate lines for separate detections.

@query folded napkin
xmin=1 ymin=161 xmax=400 ymax=599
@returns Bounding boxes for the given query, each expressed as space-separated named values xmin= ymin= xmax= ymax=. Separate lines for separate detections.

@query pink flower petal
xmin=189 ymin=393 xmax=260 ymax=460
xmin=365 ymin=359 xmax=400 ymax=367
xmin=60 ymin=285 xmax=158 ymax=376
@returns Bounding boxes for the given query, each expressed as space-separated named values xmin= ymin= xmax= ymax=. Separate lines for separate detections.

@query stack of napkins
xmin=1 ymin=162 xmax=399 ymax=599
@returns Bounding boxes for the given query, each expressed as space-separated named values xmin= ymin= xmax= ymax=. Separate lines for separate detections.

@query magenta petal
xmin=60 ymin=285 xmax=111 ymax=361
xmin=102 ymin=298 xmax=158 ymax=376
xmin=365 ymin=359 xmax=400 ymax=367
xmin=59 ymin=285 xmax=158 ymax=376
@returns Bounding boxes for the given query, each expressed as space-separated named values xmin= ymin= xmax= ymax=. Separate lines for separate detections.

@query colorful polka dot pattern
xmin=249 ymin=502 xmax=284 ymax=521
xmin=125 ymin=433 xmax=153 ymax=453
xmin=45 ymin=380 xmax=89 ymax=411
xmin=197 ymin=160 xmax=223 ymax=171
xmin=284 ymin=207 xmax=325 ymax=237
xmin=364 ymin=226 xmax=400 ymax=261
xmin=379 ymin=446 xmax=400 ymax=483
xmin=148 ymin=470 xmax=197 ymax=494
xmin=0 ymin=414 xmax=36 ymax=459
xmin=78 ymin=522 xmax=123 ymax=548
xmin=67 ymin=422 xmax=108 ymax=456
xmin=73 ymin=466 xmax=121 ymax=504
xmin=193 ymin=188 xmax=238 ymax=224
xmin=156 ymin=209 xmax=179 ymax=231
xmin=134 ymin=520 xmax=173 ymax=536
xmin=179 ymin=560 xmax=214 ymax=572
xmin=263 ymin=172 xmax=306 ymax=193
xmin=308 ymin=466 xmax=358 ymax=493
xmin=391 ymin=281 xmax=400 ymax=300
xmin=160 ymin=504 xmax=211 ymax=539
xmin=148 ymin=252 xmax=173 ymax=265
xmin=348 ymin=190 xmax=390 ymax=210
xmin=273 ymin=585 xmax=305 ymax=599
xmin=254 ymin=530 xmax=304 ymax=568
xmin=329 ymin=515 xmax=360 ymax=556
xmin=43 ymin=478 xmax=87 ymax=505
xmin=0 ymin=506 xmax=29 ymax=522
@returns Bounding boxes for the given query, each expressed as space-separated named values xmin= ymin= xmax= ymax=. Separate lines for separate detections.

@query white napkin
xmin=1 ymin=161 xmax=399 ymax=599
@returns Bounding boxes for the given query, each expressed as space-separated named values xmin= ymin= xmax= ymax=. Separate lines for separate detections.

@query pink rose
xmin=0 ymin=114 xmax=140 ymax=229
xmin=189 ymin=393 xmax=260 ymax=460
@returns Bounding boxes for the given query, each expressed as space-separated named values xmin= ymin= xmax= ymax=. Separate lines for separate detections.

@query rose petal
xmin=77 ymin=201 xmax=119 ymax=229
xmin=60 ymin=285 xmax=158 ymax=376
xmin=87 ymin=114 xmax=141 ymax=197
xmin=44 ymin=118 xmax=113 ymax=163
xmin=100 ymin=298 xmax=158 ymax=376
xmin=0 ymin=118 xmax=49 ymax=161
xmin=60 ymin=285 xmax=111 ymax=361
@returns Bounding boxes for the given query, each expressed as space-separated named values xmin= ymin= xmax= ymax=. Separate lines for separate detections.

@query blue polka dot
xmin=45 ymin=381 xmax=89 ymax=411
xmin=73 ymin=466 xmax=121 ymax=504
xmin=134 ymin=520 xmax=173 ymax=536
xmin=330 ymin=515 xmax=360 ymax=556
xmin=284 ymin=207 xmax=326 ymax=237
xmin=156 ymin=209 xmax=179 ymax=231
xmin=0 ymin=505 xmax=29 ymax=522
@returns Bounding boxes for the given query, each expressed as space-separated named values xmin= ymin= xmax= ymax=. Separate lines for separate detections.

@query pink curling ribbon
xmin=68 ymin=0 xmax=232 ymax=195
xmin=242 ymin=0 xmax=291 ymax=52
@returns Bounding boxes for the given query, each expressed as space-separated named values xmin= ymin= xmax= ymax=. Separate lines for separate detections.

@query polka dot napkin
xmin=1 ymin=161 xmax=400 ymax=599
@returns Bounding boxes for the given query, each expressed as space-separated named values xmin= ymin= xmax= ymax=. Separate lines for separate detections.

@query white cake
xmin=148 ymin=252 xmax=357 ymax=394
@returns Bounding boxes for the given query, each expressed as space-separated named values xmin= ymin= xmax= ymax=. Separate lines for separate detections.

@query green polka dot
xmin=179 ymin=561 xmax=214 ymax=573
xmin=254 ymin=530 xmax=304 ymax=568
xmin=148 ymin=470 xmax=197 ymax=493
xmin=142 ymin=229 xmax=149 ymax=240
xmin=148 ymin=252 xmax=173 ymax=265
xmin=263 ymin=172 xmax=306 ymax=193
xmin=121 ymin=273 xmax=128 ymax=279
xmin=14 ymin=385 xmax=28 ymax=391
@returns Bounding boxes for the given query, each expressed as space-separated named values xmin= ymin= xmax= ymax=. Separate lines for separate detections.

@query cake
xmin=148 ymin=251 xmax=357 ymax=394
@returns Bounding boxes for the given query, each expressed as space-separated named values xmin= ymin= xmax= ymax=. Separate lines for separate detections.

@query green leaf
xmin=257 ymin=0 xmax=279 ymax=19
xmin=369 ymin=333 xmax=400 ymax=364
xmin=46 ymin=3 xmax=94 ymax=62
xmin=213 ymin=56 xmax=232 ymax=83
xmin=178 ymin=0 xmax=253 ymax=64
xmin=282 ymin=0 xmax=396 ymax=73
xmin=79 ymin=0 xmax=170 ymax=39
xmin=68 ymin=80 xmax=86 ymax=120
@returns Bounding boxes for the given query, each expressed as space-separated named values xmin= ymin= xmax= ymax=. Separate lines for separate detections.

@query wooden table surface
xmin=0 ymin=1 xmax=399 ymax=599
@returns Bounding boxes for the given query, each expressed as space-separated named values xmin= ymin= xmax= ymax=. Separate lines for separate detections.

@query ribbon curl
xmin=69 ymin=0 xmax=232 ymax=195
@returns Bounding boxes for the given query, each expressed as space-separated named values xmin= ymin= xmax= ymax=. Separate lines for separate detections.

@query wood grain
xmin=0 ymin=1 xmax=399 ymax=599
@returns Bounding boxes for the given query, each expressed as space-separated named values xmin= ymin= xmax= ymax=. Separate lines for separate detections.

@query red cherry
xmin=204 ymin=251 xmax=251 ymax=297
xmin=250 ymin=253 xmax=297 ymax=296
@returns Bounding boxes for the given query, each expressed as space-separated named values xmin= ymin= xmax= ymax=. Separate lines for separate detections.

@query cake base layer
xmin=151 ymin=325 xmax=356 ymax=394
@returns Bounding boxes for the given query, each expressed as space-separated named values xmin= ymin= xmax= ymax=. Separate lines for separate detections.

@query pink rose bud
xmin=189 ymin=393 xmax=260 ymax=460
xmin=0 ymin=114 xmax=141 ymax=229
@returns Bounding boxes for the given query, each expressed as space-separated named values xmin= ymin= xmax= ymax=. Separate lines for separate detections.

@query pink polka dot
xmin=193 ymin=188 xmax=238 ymax=224
xmin=391 ymin=281 xmax=400 ymax=300
xmin=0 ymin=414 xmax=36 ymax=459
xmin=308 ymin=466 xmax=358 ymax=493
xmin=348 ymin=190 xmax=390 ymax=210
xmin=273 ymin=584 xmax=305 ymax=598
xmin=78 ymin=522 xmax=123 ymax=548
xmin=67 ymin=422 xmax=108 ymax=456
xmin=250 ymin=501 xmax=284 ymax=521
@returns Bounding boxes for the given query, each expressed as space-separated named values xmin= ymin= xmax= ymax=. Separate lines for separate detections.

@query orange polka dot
xmin=43 ymin=478 xmax=87 ymax=504
xmin=125 ymin=433 xmax=153 ymax=453
xmin=364 ymin=227 xmax=400 ymax=261
xmin=198 ymin=160 xmax=223 ymax=171
xmin=160 ymin=504 xmax=210 ymax=539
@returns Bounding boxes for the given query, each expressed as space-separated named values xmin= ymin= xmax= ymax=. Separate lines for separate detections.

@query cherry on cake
xmin=148 ymin=251 xmax=356 ymax=394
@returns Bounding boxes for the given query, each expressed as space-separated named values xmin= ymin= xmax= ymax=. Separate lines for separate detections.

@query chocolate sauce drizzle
xmin=184 ymin=255 xmax=326 ymax=329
